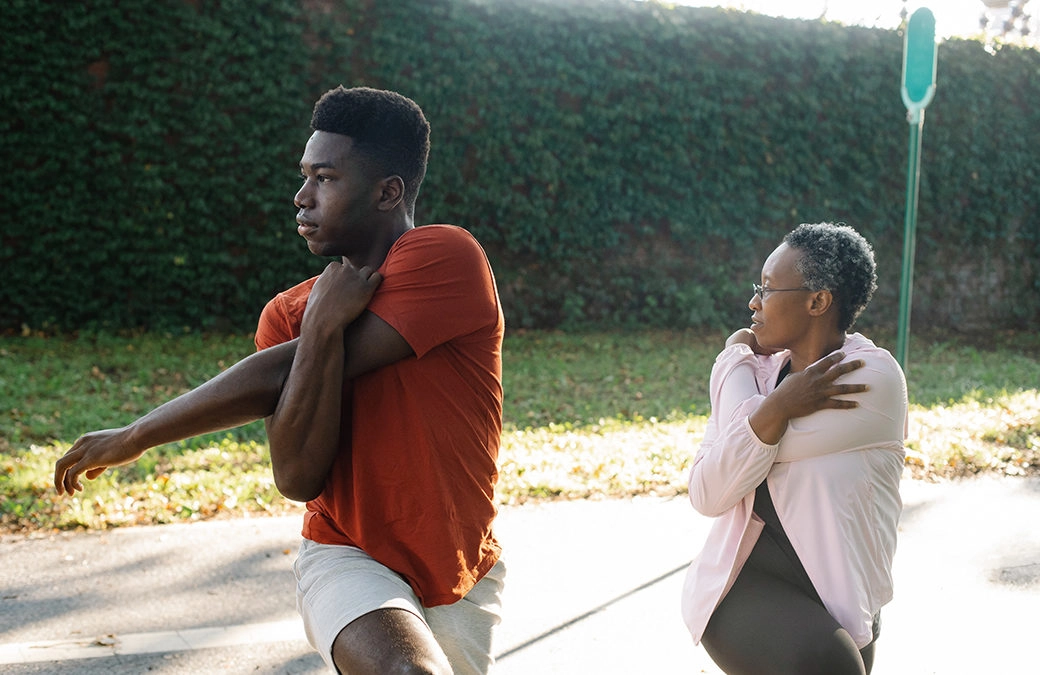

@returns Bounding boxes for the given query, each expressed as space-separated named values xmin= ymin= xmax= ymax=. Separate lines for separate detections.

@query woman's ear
xmin=377 ymin=175 xmax=405 ymax=212
xmin=807 ymin=289 xmax=834 ymax=317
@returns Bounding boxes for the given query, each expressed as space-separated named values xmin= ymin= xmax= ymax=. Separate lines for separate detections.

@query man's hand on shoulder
xmin=302 ymin=259 xmax=382 ymax=337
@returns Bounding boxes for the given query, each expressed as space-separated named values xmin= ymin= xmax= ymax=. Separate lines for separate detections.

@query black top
xmin=751 ymin=359 xmax=821 ymax=598
xmin=749 ymin=360 xmax=881 ymax=641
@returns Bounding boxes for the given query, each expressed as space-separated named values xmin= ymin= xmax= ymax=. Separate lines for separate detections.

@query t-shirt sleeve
xmin=253 ymin=277 xmax=316 ymax=351
xmin=255 ymin=297 xmax=292 ymax=351
xmin=367 ymin=226 xmax=500 ymax=358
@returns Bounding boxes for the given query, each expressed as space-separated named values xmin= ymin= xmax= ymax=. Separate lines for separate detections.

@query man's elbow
xmin=272 ymin=466 xmax=324 ymax=503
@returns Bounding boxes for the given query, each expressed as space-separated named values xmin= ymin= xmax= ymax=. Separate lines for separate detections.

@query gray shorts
xmin=293 ymin=538 xmax=506 ymax=674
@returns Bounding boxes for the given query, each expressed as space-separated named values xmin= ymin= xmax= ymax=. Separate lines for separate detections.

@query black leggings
xmin=701 ymin=528 xmax=877 ymax=675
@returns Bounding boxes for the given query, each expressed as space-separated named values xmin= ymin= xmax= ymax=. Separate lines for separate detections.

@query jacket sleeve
xmin=687 ymin=346 xmax=778 ymax=517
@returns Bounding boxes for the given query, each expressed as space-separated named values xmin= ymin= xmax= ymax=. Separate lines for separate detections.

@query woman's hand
xmin=749 ymin=352 xmax=867 ymax=444
xmin=726 ymin=328 xmax=781 ymax=355
xmin=774 ymin=352 xmax=867 ymax=417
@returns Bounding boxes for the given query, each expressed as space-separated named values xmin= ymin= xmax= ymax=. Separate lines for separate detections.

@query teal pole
xmin=897 ymin=7 xmax=937 ymax=372
xmin=896 ymin=109 xmax=924 ymax=369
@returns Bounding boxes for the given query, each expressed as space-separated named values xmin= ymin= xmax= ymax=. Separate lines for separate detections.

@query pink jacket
xmin=681 ymin=333 xmax=907 ymax=648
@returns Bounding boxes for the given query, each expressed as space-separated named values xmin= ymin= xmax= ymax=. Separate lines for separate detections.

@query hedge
xmin=2 ymin=0 xmax=1037 ymax=333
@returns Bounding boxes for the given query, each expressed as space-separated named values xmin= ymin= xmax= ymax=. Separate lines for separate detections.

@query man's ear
xmin=377 ymin=175 xmax=405 ymax=212
xmin=807 ymin=289 xmax=834 ymax=317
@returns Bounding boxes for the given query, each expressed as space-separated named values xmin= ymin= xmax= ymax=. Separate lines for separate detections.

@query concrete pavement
xmin=1 ymin=476 xmax=1037 ymax=674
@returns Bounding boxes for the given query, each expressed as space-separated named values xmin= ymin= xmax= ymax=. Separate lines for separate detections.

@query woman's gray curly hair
xmin=785 ymin=222 xmax=878 ymax=331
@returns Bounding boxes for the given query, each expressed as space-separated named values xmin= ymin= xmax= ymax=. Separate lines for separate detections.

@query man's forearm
xmin=265 ymin=327 xmax=346 ymax=502
xmin=127 ymin=340 xmax=297 ymax=451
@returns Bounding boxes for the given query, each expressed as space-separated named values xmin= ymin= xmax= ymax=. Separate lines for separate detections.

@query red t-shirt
xmin=254 ymin=225 xmax=504 ymax=606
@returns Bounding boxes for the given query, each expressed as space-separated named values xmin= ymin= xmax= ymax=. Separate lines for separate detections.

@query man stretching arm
xmin=56 ymin=87 xmax=506 ymax=675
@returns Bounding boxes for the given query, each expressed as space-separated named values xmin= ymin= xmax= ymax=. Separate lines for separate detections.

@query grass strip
xmin=2 ymin=329 xmax=1038 ymax=533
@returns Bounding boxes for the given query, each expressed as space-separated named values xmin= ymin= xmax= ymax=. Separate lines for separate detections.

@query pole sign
xmin=901 ymin=8 xmax=938 ymax=123
xmin=895 ymin=7 xmax=938 ymax=370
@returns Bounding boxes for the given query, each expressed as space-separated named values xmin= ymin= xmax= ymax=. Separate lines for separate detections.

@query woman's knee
xmin=702 ymin=629 xmax=866 ymax=675
xmin=790 ymin=629 xmax=867 ymax=675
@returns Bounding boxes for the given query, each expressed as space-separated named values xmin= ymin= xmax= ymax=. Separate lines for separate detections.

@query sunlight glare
xmin=662 ymin=0 xmax=995 ymax=38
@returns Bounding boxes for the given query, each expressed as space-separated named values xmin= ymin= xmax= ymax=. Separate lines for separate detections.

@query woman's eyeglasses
xmin=752 ymin=283 xmax=811 ymax=299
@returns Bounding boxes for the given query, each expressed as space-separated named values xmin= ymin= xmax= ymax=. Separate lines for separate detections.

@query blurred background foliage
xmin=2 ymin=0 xmax=1038 ymax=334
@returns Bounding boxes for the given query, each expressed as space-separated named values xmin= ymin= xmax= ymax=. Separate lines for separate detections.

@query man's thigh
xmin=294 ymin=540 xmax=505 ymax=675
xmin=294 ymin=540 xmax=430 ymax=671
xmin=425 ymin=558 xmax=506 ymax=675
xmin=333 ymin=607 xmax=451 ymax=675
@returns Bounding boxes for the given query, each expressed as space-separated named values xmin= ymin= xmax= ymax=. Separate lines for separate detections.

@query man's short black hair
xmin=311 ymin=86 xmax=431 ymax=214
xmin=785 ymin=222 xmax=878 ymax=331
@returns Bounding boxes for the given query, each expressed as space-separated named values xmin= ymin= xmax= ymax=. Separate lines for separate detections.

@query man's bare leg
xmin=331 ymin=608 xmax=451 ymax=675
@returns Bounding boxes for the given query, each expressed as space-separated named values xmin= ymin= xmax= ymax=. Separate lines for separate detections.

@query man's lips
xmin=296 ymin=217 xmax=317 ymax=237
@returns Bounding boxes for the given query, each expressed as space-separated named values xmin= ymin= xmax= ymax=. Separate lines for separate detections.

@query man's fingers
xmin=55 ymin=450 xmax=97 ymax=495
xmin=54 ymin=463 xmax=65 ymax=494
xmin=346 ymin=264 xmax=380 ymax=283
xmin=65 ymin=461 xmax=84 ymax=494
xmin=326 ymin=261 xmax=381 ymax=285
xmin=59 ymin=467 xmax=77 ymax=495
xmin=54 ymin=450 xmax=77 ymax=494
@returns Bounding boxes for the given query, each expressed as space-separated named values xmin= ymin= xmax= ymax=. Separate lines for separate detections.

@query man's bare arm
xmin=265 ymin=260 xmax=412 ymax=502
xmin=54 ymin=340 xmax=298 ymax=495
xmin=55 ymin=260 xmax=409 ymax=500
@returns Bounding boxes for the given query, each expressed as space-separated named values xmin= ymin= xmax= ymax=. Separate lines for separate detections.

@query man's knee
xmin=332 ymin=637 xmax=452 ymax=675
xmin=349 ymin=655 xmax=450 ymax=675
xmin=331 ymin=608 xmax=452 ymax=675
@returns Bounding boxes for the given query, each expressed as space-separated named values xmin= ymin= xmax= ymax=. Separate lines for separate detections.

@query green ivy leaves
xmin=3 ymin=0 xmax=1037 ymax=333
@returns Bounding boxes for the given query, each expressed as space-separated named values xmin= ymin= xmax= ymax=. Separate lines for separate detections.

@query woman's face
xmin=749 ymin=243 xmax=814 ymax=351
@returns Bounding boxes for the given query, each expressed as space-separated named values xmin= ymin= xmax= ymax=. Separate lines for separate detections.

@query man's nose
xmin=294 ymin=182 xmax=313 ymax=209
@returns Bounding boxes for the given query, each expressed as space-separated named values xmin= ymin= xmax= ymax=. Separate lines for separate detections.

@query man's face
xmin=294 ymin=131 xmax=381 ymax=258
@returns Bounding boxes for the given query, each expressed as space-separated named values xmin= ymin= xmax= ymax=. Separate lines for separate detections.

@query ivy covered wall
xmin=3 ymin=0 xmax=1037 ymax=333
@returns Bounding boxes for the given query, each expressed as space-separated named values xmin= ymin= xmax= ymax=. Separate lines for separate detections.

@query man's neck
xmin=349 ymin=216 xmax=415 ymax=269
